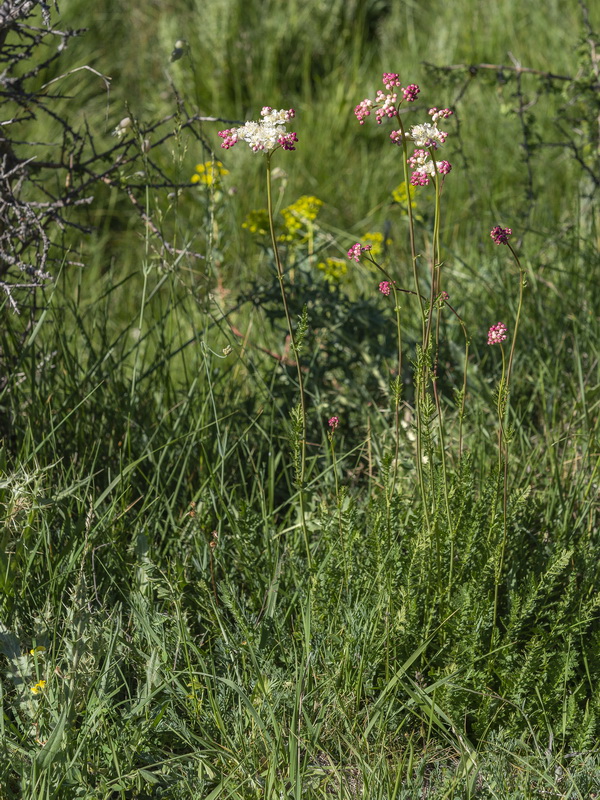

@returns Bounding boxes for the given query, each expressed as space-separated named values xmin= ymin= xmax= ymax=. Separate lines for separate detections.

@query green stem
xmin=265 ymin=152 xmax=310 ymax=566
xmin=329 ymin=431 xmax=348 ymax=588
xmin=493 ymin=244 xmax=526 ymax=633
xmin=492 ymin=345 xmax=507 ymax=633
xmin=366 ymin=256 xmax=402 ymax=512
xmin=398 ymin=117 xmax=431 ymax=535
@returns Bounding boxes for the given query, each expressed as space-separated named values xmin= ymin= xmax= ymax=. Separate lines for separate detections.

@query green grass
xmin=1 ymin=0 xmax=599 ymax=797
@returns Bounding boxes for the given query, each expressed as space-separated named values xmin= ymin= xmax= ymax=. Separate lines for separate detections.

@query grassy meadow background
xmin=1 ymin=0 xmax=599 ymax=797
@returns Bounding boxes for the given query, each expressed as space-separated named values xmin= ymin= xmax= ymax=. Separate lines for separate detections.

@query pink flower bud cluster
xmin=278 ymin=132 xmax=298 ymax=151
xmin=408 ymin=158 xmax=452 ymax=186
xmin=354 ymin=73 xmax=421 ymax=125
xmin=490 ymin=226 xmax=513 ymax=245
xmin=328 ymin=416 xmax=339 ymax=429
xmin=487 ymin=322 xmax=508 ymax=345
xmin=410 ymin=171 xmax=430 ymax=187
xmin=347 ymin=242 xmax=372 ymax=262
xmin=428 ymin=107 xmax=453 ymax=123
xmin=407 ymin=149 xmax=428 ymax=169
xmin=218 ymin=130 xmax=238 ymax=149
xmin=382 ymin=73 xmax=401 ymax=90
xmin=403 ymin=84 xmax=420 ymax=102
xmin=379 ymin=281 xmax=392 ymax=295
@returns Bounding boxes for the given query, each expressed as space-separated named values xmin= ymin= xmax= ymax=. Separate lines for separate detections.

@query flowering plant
xmin=218 ymin=107 xmax=298 ymax=152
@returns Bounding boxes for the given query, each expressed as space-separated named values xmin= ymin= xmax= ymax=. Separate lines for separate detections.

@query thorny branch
xmin=0 ymin=0 xmax=231 ymax=313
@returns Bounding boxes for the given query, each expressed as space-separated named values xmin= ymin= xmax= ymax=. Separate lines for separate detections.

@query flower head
xmin=30 ymin=680 xmax=46 ymax=695
xmin=242 ymin=208 xmax=269 ymax=236
xmin=191 ymin=160 xmax=229 ymax=186
xmin=112 ymin=117 xmax=132 ymax=138
xmin=408 ymin=152 xmax=452 ymax=186
xmin=487 ymin=322 xmax=508 ymax=345
xmin=317 ymin=257 xmax=347 ymax=284
xmin=428 ymin=107 xmax=453 ymax=123
xmin=408 ymin=123 xmax=448 ymax=148
xmin=280 ymin=195 xmax=323 ymax=240
xmin=490 ymin=225 xmax=512 ymax=245
xmin=403 ymin=84 xmax=420 ymax=102
xmin=328 ymin=416 xmax=339 ymax=429
xmin=218 ymin=107 xmax=297 ymax=153
xmin=355 ymin=73 xmax=420 ymax=125
xmin=347 ymin=242 xmax=372 ymax=262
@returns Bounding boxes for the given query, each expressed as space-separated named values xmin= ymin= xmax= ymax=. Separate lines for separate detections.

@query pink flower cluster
xmin=407 ymin=151 xmax=452 ymax=186
xmin=354 ymin=73 xmax=420 ymax=125
xmin=428 ymin=107 xmax=453 ymax=123
xmin=328 ymin=416 xmax=339 ymax=429
xmin=278 ymin=132 xmax=298 ymax=151
xmin=490 ymin=226 xmax=512 ymax=245
xmin=347 ymin=242 xmax=372 ymax=262
xmin=379 ymin=281 xmax=391 ymax=295
xmin=487 ymin=322 xmax=508 ymax=345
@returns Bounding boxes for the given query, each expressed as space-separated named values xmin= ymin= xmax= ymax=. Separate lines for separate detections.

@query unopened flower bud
xmin=112 ymin=117 xmax=133 ymax=138
xmin=171 ymin=40 xmax=187 ymax=62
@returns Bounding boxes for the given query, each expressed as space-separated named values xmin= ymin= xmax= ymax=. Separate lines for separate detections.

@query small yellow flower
xmin=392 ymin=181 xmax=423 ymax=220
xmin=279 ymin=195 xmax=323 ymax=241
xmin=317 ymin=257 xmax=347 ymax=284
xmin=30 ymin=680 xmax=46 ymax=695
xmin=242 ymin=208 xmax=270 ymax=236
xmin=361 ymin=231 xmax=392 ymax=260
xmin=30 ymin=646 xmax=46 ymax=656
xmin=191 ymin=160 xmax=229 ymax=186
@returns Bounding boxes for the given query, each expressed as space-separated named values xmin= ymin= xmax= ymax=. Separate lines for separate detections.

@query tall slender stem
xmin=265 ymin=152 xmax=310 ymax=566
xmin=493 ymin=246 xmax=526 ymax=632
xmin=398 ymin=117 xmax=431 ymax=534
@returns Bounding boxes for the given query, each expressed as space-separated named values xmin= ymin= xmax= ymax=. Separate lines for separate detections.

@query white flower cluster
xmin=408 ymin=123 xmax=448 ymax=148
xmin=219 ymin=107 xmax=296 ymax=152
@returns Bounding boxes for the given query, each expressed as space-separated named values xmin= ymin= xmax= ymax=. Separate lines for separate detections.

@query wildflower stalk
xmin=430 ymin=166 xmax=454 ymax=573
xmin=265 ymin=153 xmax=310 ymax=566
xmin=492 ymin=243 xmax=526 ymax=632
xmin=492 ymin=341 xmax=508 ymax=633
xmin=398 ymin=117 xmax=425 ymax=334
xmin=366 ymin=256 xmax=403 ymax=508
xmin=398 ymin=117 xmax=430 ymax=533
xmin=328 ymin=419 xmax=348 ymax=587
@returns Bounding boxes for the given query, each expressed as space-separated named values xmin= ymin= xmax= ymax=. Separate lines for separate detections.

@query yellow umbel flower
xmin=191 ymin=160 xmax=229 ymax=186
xmin=242 ymin=208 xmax=270 ymax=236
xmin=317 ymin=257 xmax=347 ymax=284
xmin=392 ymin=181 xmax=422 ymax=220
xmin=279 ymin=195 xmax=323 ymax=241
xmin=361 ymin=231 xmax=392 ymax=260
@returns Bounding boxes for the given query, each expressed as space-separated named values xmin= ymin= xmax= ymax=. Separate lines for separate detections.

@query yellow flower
xmin=191 ymin=160 xmax=229 ymax=186
xmin=243 ymin=195 xmax=323 ymax=241
xmin=242 ymin=208 xmax=270 ymax=236
xmin=317 ymin=257 xmax=347 ymax=284
xmin=279 ymin=195 xmax=323 ymax=241
xmin=361 ymin=231 xmax=392 ymax=260
xmin=30 ymin=680 xmax=46 ymax=695
xmin=29 ymin=646 xmax=46 ymax=656
xmin=392 ymin=181 xmax=423 ymax=220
